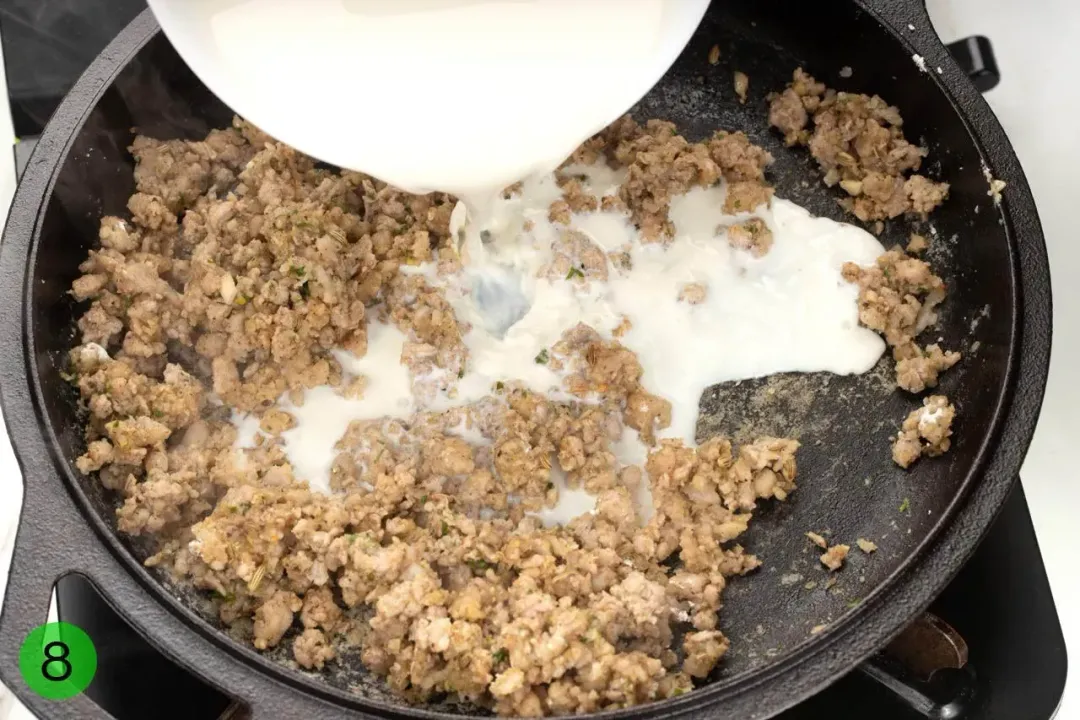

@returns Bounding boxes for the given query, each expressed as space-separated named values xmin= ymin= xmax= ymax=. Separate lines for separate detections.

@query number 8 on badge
xmin=18 ymin=622 xmax=97 ymax=700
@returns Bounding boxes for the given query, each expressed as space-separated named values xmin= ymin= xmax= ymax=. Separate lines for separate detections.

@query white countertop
xmin=0 ymin=2 xmax=1076 ymax=717
xmin=928 ymin=2 xmax=1079 ymax=719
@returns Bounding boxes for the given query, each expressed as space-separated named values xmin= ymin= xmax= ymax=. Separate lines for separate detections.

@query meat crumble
xmin=841 ymin=249 xmax=960 ymax=394
xmin=724 ymin=217 xmax=774 ymax=257
xmin=768 ymin=68 xmax=949 ymax=222
xmin=564 ymin=117 xmax=774 ymax=241
xmin=891 ymin=395 xmax=956 ymax=469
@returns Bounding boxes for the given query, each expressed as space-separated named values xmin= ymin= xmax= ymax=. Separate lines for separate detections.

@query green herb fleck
xmin=495 ymin=381 xmax=505 ymax=391
xmin=214 ymin=590 xmax=236 ymax=603
xmin=234 ymin=295 xmax=249 ymax=306
xmin=458 ymin=369 xmax=465 ymax=379
xmin=672 ymin=688 xmax=688 ymax=697
xmin=546 ymin=481 xmax=554 ymax=491
xmin=846 ymin=598 xmax=861 ymax=609
xmin=467 ymin=558 xmax=492 ymax=572
xmin=492 ymin=649 xmax=508 ymax=664
xmin=441 ymin=521 xmax=449 ymax=537
xmin=899 ymin=497 xmax=911 ymax=513
xmin=419 ymin=495 xmax=428 ymax=505
xmin=566 ymin=267 xmax=585 ymax=280
xmin=346 ymin=533 xmax=358 ymax=544
xmin=578 ymin=635 xmax=589 ymax=643
xmin=294 ymin=220 xmax=315 ymax=229
xmin=152 ymin=409 xmax=164 ymax=419
xmin=290 ymin=265 xmax=306 ymax=277
xmin=535 ymin=349 xmax=549 ymax=364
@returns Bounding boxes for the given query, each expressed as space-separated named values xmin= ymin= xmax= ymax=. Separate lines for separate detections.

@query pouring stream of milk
xmin=151 ymin=0 xmax=888 ymax=526
xmin=147 ymin=0 xmax=717 ymax=329
xmin=147 ymin=0 xmax=711 ymax=196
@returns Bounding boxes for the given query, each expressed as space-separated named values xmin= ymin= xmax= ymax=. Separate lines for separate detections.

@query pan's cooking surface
xmin=2 ymin=1 xmax=1044 ymax=718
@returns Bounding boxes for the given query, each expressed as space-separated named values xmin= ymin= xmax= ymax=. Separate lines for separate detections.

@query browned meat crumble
xmin=841 ymin=249 xmax=961 ymax=394
xmin=820 ymin=544 xmax=850 ymax=572
xmin=891 ymin=395 xmax=956 ymax=469
xmin=723 ymin=217 xmax=774 ymax=257
xmin=564 ymin=116 xmax=774 ymax=240
xmin=768 ymin=68 xmax=949 ymax=222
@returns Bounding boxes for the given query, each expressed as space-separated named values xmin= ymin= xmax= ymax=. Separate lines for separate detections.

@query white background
xmin=0 ymin=1 xmax=1076 ymax=717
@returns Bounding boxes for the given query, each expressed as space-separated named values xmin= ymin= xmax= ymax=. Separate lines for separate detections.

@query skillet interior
xmin=25 ymin=0 xmax=1017 ymax=713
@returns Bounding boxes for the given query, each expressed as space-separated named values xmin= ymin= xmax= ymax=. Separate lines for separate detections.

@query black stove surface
xmin=777 ymin=481 xmax=1067 ymax=720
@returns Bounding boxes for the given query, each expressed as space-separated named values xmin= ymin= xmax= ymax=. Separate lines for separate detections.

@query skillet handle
xmin=945 ymin=36 xmax=1000 ymax=92
xmin=0 ymin=454 xmax=376 ymax=720
xmin=856 ymin=1 xmax=1001 ymax=91
xmin=0 ymin=474 xmax=120 ymax=719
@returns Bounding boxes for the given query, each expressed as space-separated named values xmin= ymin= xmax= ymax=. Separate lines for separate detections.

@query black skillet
xmin=0 ymin=2 xmax=1051 ymax=719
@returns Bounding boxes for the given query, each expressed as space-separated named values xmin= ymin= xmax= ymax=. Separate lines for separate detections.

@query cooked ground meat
xmin=724 ymin=217 xmax=773 ymax=257
xmin=892 ymin=395 xmax=956 ymax=469
xmin=545 ymin=230 xmax=609 ymax=283
xmin=820 ymin=543 xmax=850 ymax=571
xmin=566 ymin=117 xmax=774 ymax=241
xmin=554 ymin=175 xmax=600 ymax=217
xmin=906 ymin=233 xmax=928 ymax=254
xmin=733 ymin=71 xmax=749 ymax=104
xmin=67 ymin=116 xmax=809 ymax=717
xmin=768 ymin=68 xmax=949 ymax=222
xmin=294 ymin=628 xmax=336 ymax=670
xmin=842 ymin=249 xmax=960 ymax=393
xmin=678 ymin=282 xmax=708 ymax=305
xmin=895 ymin=344 xmax=961 ymax=394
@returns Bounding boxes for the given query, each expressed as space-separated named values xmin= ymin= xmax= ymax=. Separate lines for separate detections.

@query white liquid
xmin=235 ymin=321 xmax=414 ymax=492
xmin=237 ymin=169 xmax=886 ymax=520
xmin=147 ymin=0 xmax=711 ymax=199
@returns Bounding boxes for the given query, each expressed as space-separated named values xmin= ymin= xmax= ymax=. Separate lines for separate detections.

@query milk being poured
xmin=158 ymin=0 xmax=888 ymax=524
xmin=147 ymin=0 xmax=711 ymax=201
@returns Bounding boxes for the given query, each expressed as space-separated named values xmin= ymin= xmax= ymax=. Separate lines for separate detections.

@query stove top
xmin=1 ymin=4 xmax=1067 ymax=719
xmin=778 ymin=481 xmax=1066 ymax=720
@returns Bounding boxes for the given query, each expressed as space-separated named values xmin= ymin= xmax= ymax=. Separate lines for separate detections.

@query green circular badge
xmin=18 ymin=622 xmax=97 ymax=700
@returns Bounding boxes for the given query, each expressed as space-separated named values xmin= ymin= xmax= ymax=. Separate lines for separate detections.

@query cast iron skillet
xmin=0 ymin=1 xmax=1052 ymax=718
